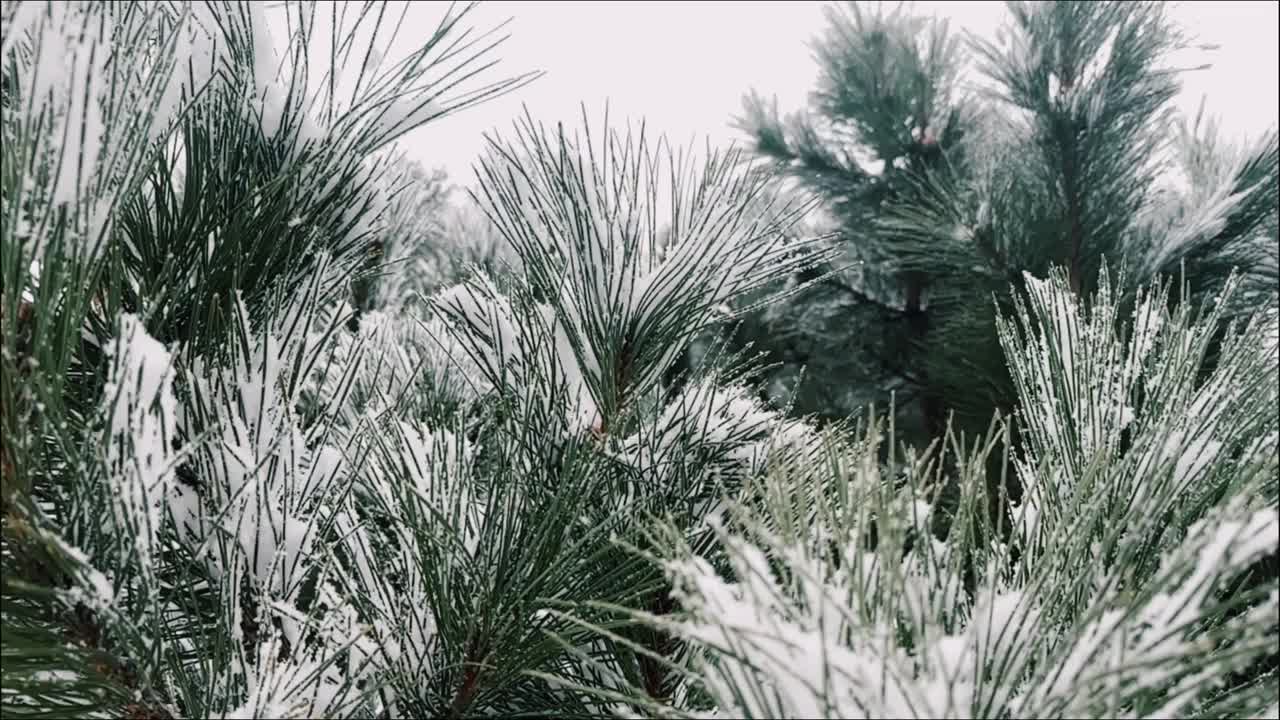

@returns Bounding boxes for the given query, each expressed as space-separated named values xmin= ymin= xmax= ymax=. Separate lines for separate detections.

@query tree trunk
xmin=904 ymin=272 xmax=944 ymax=438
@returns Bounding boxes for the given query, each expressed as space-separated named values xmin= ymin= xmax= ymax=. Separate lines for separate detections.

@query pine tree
xmin=352 ymin=158 xmax=453 ymax=323
xmin=732 ymin=0 xmax=1279 ymax=453
xmin=367 ymin=160 xmax=515 ymax=317
xmin=3 ymin=2 xmax=1277 ymax=719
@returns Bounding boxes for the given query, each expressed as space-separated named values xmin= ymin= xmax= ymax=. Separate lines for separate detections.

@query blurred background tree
xmin=357 ymin=157 xmax=517 ymax=322
xmin=729 ymin=2 xmax=978 ymax=441
xmin=728 ymin=1 xmax=1278 ymax=517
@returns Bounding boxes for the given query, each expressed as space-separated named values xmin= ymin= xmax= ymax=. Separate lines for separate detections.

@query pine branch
xmin=447 ymin=639 xmax=488 ymax=719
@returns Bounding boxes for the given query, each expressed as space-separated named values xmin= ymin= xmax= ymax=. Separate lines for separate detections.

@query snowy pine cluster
xmin=1 ymin=1 xmax=1277 ymax=719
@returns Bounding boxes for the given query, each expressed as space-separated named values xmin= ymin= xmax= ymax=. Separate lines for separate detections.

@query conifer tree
xmin=2 ymin=1 xmax=827 ymax=713
xmin=367 ymin=160 xmax=514 ymax=317
xmin=733 ymin=0 xmax=1279 ymax=451
xmin=352 ymin=158 xmax=453 ymax=323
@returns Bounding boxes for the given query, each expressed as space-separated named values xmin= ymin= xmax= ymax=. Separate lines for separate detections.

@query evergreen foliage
xmin=732 ymin=0 xmax=1279 ymax=448
xmin=1 ymin=2 xmax=1276 ymax=719
xmin=610 ymin=269 xmax=1278 ymax=719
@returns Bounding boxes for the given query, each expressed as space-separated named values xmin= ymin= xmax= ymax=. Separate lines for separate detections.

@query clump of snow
xmin=167 ymin=297 xmax=343 ymax=657
xmin=48 ymin=535 xmax=115 ymax=610
xmin=102 ymin=314 xmax=178 ymax=580
xmin=394 ymin=421 xmax=481 ymax=556
xmin=244 ymin=2 xmax=324 ymax=144
xmin=661 ymin=520 xmax=959 ymax=718
xmin=13 ymin=2 xmax=107 ymax=208
xmin=215 ymin=635 xmax=359 ymax=719
xmin=434 ymin=274 xmax=526 ymax=376
xmin=613 ymin=380 xmax=789 ymax=480
xmin=433 ymin=274 xmax=610 ymax=435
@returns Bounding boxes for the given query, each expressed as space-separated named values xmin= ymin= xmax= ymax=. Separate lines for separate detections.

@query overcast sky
xmin=393 ymin=1 xmax=1280 ymax=184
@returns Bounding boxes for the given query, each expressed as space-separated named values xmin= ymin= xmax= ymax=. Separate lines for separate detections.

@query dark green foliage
xmin=732 ymin=0 xmax=1279 ymax=455
xmin=732 ymin=2 xmax=977 ymax=440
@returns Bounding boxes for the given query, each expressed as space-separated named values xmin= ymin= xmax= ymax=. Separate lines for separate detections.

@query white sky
xmin=396 ymin=1 xmax=1280 ymax=184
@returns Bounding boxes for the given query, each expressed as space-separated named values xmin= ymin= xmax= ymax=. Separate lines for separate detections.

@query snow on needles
xmin=661 ymin=490 xmax=1280 ymax=719
xmin=9 ymin=1 xmax=108 ymax=208
xmin=247 ymin=2 xmax=324 ymax=145
xmin=169 ymin=298 xmax=343 ymax=648
xmin=5 ymin=2 xmax=224 ymax=264
xmin=103 ymin=315 xmax=178 ymax=581
xmin=662 ymin=519 xmax=1032 ymax=719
